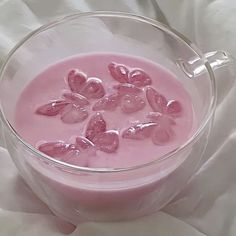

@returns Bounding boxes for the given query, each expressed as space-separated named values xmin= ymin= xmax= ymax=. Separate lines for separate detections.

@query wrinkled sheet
xmin=0 ymin=0 xmax=236 ymax=235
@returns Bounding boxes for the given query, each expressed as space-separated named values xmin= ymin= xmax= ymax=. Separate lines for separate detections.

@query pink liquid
xmin=14 ymin=53 xmax=195 ymax=223
xmin=15 ymin=53 xmax=193 ymax=169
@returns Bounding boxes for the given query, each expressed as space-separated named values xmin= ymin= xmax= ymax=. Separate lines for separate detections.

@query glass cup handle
xmin=179 ymin=51 xmax=236 ymax=106
xmin=205 ymin=51 xmax=235 ymax=106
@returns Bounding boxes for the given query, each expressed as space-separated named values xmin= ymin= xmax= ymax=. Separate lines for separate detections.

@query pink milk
xmin=14 ymin=53 xmax=194 ymax=223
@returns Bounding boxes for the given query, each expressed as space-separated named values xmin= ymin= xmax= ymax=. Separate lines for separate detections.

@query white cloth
xmin=0 ymin=0 xmax=236 ymax=235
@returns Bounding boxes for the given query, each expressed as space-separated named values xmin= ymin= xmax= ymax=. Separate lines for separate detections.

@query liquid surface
xmin=15 ymin=53 xmax=194 ymax=168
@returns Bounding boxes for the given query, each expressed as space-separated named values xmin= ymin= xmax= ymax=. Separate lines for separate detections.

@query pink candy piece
xmin=61 ymin=104 xmax=88 ymax=124
xmin=86 ymin=112 xmax=107 ymax=141
xmin=36 ymin=100 xmax=69 ymax=116
xmin=108 ymin=62 xmax=129 ymax=83
xmin=129 ymin=69 xmax=152 ymax=87
xmin=146 ymin=87 xmax=167 ymax=113
xmin=122 ymin=122 xmax=157 ymax=140
xmin=38 ymin=142 xmax=74 ymax=158
xmin=113 ymin=83 xmax=142 ymax=96
xmin=63 ymin=92 xmax=89 ymax=107
xmin=67 ymin=69 xmax=87 ymax=93
xmin=80 ymin=78 xmax=105 ymax=99
xmin=92 ymin=93 xmax=120 ymax=111
xmin=75 ymin=136 xmax=95 ymax=150
xmin=39 ymin=142 xmax=88 ymax=166
xmin=93 ymin=130 xmax=119 ymax=153
xmin=166 ymin=100 xmax=182 ymax=117
xmin=121 ymin=94 xmax=145 ymax=114
xmin=147 ymin=112 xmax=176 ymax=126
xmin=152 ymin=127 xmax=173 ymax=145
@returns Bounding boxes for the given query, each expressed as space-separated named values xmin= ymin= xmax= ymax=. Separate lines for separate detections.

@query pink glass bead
xmin=86 ymin=112 xmax=107 ymax=141
xmin=108 ymin=62 xmax=129 ymax=83
xmin=36 ymin=100 xmax=69 ymax=116
xmin=122 ymin=122 xmax=157 ymax=140
xmin=129 ymin=69 xmax=152 ymax=87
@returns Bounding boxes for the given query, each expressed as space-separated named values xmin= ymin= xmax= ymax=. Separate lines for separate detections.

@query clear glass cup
xmin=0 ymin=12 xmax=235 ymax=224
